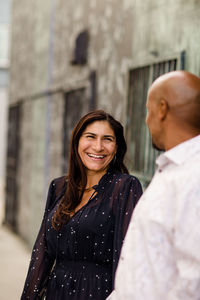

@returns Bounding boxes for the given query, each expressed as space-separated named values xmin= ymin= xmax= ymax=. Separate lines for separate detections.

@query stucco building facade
xmin=6 ymin=0 xmax=200 ymax=246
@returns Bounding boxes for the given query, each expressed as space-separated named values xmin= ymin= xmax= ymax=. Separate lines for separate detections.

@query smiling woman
xmin=21 ymin=110 xmax=143 ymax=300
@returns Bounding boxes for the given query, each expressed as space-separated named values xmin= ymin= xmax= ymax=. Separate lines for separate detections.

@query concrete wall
xmin=9 ymin=1 xmax=51 ymax=103
xmin=8 ymin=0 xmax=200 ymax=246
xmin=130 ymin=0 xmax=200 ymax=75
xmin=9 ymin=0 xmax=134 ymax=119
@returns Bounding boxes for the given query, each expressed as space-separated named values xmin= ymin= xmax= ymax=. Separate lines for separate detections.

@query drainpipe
xmin=44 ymin=0 xmax=56 ymax=199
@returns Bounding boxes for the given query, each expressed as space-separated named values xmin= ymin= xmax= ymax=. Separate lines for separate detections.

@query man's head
xmin=146 ymin=71 xmax=200 ymax=151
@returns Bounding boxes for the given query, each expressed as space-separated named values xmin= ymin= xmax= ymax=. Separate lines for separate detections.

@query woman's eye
xmin=104 ymin=137 xmax=113 ymax=141
xmin=86 ymin=135 xmax=94 ymax=139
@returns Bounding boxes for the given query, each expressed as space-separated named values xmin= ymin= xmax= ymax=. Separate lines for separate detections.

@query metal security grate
xmin=126 ymin=59 xmax=177 ymax=188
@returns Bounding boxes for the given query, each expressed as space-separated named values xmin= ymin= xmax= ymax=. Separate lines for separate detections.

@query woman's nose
xmin=93 ymin=138 xmax=103 ymax=151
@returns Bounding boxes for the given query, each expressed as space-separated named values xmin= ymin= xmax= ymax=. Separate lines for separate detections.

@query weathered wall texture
xmin=130 ymin=0 xmax=200 ymax=74
xmin=9 ymin=0 xmax=134 ymax=119
xmin=9 ymin=1 xmax=51 ymax=102
xmin=17 ymin=99 xmax=46 ymax=244
xmin=8 ymin=0 xmax=200 ymax=245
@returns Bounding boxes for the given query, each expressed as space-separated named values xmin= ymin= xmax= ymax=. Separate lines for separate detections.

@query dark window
xmin=62 ymin=88 xmax=88 ymax=173
xmin=5 ymin=104 xmax=21 ymax=231
xmin=126 ymin=59 xmax=177 ymax=188
xmin=71 ymin=30 xmax=89 ymax=65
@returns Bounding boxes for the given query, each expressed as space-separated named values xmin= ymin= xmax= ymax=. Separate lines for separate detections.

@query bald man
xmin=107 ymin=71 xmax=200 ymax=300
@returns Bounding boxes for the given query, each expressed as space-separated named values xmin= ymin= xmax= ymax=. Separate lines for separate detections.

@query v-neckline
xmin=69 ymin=190 xmax=97 ymax=220
xmin=67 ymin=170 xmax=113 ymax=221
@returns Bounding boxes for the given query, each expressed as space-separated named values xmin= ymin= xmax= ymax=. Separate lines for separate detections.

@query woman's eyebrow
xmin=104 ymin=135 xmax=115 ymax=139
xmin=83 ymin=132 xmax=96 ymax=136
xmin=83 ymin=132 xmax=115 ymax=139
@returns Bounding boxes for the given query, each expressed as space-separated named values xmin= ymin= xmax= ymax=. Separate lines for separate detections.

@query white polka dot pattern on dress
xmin=21 ymin=171 xmax=143 ymax=299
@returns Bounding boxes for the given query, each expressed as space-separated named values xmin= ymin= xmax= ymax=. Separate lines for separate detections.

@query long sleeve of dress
xmin=21 ymin=180 xmax=56 ymax=300
xmin=112 ymin=175 xmax=143 ymax=286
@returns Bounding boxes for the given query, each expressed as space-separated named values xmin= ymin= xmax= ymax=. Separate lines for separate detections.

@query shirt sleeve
xmin=112 ymin=175 xmax=143 ymax=287
xmin=21 ymin=180 xmax=56 ymax=299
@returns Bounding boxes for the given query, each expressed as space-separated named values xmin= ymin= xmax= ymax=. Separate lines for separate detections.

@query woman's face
xmin=78 ymin=120 xmax=117 ymax=175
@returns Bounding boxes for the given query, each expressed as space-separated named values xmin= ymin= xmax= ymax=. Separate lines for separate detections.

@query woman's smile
xmin=87 ymin=153 xmax=106 ymax=160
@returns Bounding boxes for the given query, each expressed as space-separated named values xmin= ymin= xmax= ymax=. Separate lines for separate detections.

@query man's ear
xmin=158 ymin=99 xmax=168 ymax=120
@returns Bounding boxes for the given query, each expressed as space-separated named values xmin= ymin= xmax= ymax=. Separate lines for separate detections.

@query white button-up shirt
xmin=108 ymin=134 xmax=200 ymax=300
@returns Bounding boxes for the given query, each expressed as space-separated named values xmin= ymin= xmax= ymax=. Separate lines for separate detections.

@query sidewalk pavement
xmin=0 ymin=224 xmax=31 ymax=300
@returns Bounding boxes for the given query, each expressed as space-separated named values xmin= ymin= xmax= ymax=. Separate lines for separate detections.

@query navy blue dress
xmin=21 ymin=170 xmax=142 ymax=299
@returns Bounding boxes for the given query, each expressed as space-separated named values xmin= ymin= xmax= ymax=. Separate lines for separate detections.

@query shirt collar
xmin=156 ymin=134 xmax=200 ymax=169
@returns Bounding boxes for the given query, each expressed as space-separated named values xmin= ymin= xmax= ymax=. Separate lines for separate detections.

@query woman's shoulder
xmin=113 ymin=172 xmax=140 ymax=183
xmin=112 ymin=172 xmax=143 ymax=193
xmin=46 ymin=176 xmax=67 ymax=211
xmin=110 ymin=172 xmax=143 ymax=210
xmin=51 ymin=175 xmax=67 ymax=197
xmin=52 ymin=175 xmax=67 ymax=186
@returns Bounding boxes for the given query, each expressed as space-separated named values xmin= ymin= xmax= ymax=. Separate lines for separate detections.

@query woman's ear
xmin=158 ymin=99 xmax=169 ymax=120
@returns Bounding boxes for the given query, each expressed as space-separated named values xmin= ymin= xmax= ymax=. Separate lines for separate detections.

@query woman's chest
xmin=45 ymin=195 xmax=115 ymax=255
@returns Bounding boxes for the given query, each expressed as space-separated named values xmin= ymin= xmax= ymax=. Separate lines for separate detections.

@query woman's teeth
xmin=88 ymin=154 xmax=105 ymax=159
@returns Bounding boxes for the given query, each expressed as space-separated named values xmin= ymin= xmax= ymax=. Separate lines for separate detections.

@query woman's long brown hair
xmin=52 ymin=110 xmax=128 ymax=229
